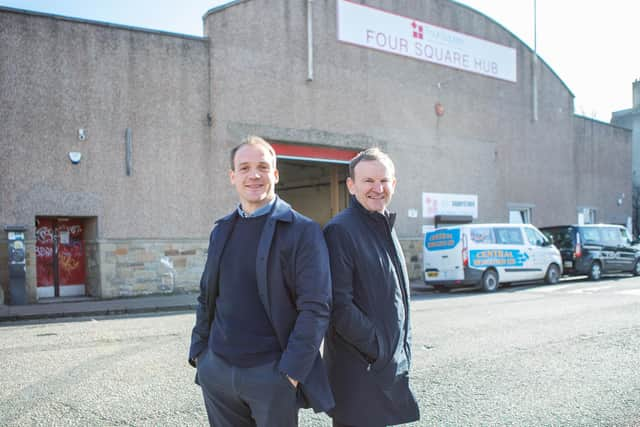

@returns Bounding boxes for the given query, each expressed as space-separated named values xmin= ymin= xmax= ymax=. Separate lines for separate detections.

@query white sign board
xmin=337 ymin=0 xmax=517 ymax=82
xmin=423 ymin=192 xmax=478 ymax=218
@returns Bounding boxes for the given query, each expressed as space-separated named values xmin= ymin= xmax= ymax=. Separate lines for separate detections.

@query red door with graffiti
xmin=36 ymin=217 xmax=86 ymax=298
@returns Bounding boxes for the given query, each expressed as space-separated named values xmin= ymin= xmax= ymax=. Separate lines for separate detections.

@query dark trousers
xmin=196 ymin=349 xmax=299 ymax=427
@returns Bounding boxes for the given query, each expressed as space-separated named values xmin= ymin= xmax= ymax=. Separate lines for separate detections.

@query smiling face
xmin=347 ymin=159 xmax=396 ymax=214
xmin=229 ymin=143 xmax=279 ymax=215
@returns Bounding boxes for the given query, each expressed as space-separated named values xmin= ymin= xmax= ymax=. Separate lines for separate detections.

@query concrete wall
xmin=203 ymin=0 xmax=578 ymax=239
xmin=0 ymin=1 xmax=632 ymax=295
xmin=574 ymin=116 xmax=632 ymax=225
xmin=0 ymin=9 xmax=213 ymax=300
xmin=611 ymin=87 xmax=640 ymax=234
xmin=0 ymin=9 xmax=213 ymax=240
xmin=611 ymin=108 xmax=640 ymax=187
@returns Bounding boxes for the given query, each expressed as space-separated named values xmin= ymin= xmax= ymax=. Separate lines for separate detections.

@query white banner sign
xmin=337 ymin=0 xmax=517 ymax=82
xmin=423 ymin=192 xmax=478 ymax=218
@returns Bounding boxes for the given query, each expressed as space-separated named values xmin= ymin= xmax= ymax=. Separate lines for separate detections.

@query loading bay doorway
xmin=272 ymin=143 xmax=358 ymax=226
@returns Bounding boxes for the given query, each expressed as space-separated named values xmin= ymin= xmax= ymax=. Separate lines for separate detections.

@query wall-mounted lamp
xmin=69 ymin=152 xmax=82 ymax=164
xmin=78 ymin=128 xmax=86 ymax=141
xmin=617 ymin=192 xmax=625 ymax=206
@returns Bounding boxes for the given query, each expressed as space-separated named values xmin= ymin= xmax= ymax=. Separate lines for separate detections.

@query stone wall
xmin=1 ymin=236 xmax=429 ymax=301
xmin=98 ymin=239 xmax=207 ymax=298
xmin=399 ymin=238 xmax=424 ymax=281
xmin=0 ymin=240 xmax=6 ymax=304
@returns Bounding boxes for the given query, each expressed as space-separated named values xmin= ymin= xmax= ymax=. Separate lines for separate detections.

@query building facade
xmin=611 ymin=80 xmax=640 ymax=235
xmin=0 ymin=0 xmax=632 ymax=304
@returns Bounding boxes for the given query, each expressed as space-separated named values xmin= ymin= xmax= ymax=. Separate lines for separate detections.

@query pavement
xmin=0 ymin=293 xmax=200 ymax=322
xmin=0 ymin=281 xmax=432 ymax=323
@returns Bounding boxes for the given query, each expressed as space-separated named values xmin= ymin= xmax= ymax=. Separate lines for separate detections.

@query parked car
xmin=540 ymin=224 xmax=640 ymax=280
xmin=423 ymin=223 xmax=562 ymax=292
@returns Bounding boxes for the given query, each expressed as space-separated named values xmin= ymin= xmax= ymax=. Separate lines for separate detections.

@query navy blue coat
xmin=189 ymin=197 xmax=334 ymax=413
xmin=323 ymin=198 xmax=419 ymax=426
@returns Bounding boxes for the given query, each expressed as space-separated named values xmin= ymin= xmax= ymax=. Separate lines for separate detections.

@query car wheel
xmin=481 ymin=269 xmax=499 ymax=292
xmin=589 ymin=261 xmax=602 ymax=281
xmin=634 ymin=261 xmax=640 ymax=276
xmin=545 ymin=264 xmax=560 ymax=284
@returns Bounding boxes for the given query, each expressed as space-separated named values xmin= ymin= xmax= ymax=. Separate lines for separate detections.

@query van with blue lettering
xmin=423 ymin=223 xmax=562 ymax=292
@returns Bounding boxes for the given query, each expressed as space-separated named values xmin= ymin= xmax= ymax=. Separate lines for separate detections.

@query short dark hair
xmin=230 ymin=136 xmax=277 ymax=170
xmin=349 ymin=147 xmax=395 ymax=179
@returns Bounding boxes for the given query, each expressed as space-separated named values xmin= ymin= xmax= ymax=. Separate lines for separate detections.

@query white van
xmin=423 ymin=223 xmax=562 ymax=292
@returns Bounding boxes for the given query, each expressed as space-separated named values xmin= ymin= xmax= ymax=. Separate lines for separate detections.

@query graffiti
xmin=36 ymin=226 xmax=54 ymax=243
xmin=67 ymin=225 xmax=82 ymax=236
xmin=35 ymin=246 xmax=53 ymax=258
xmin=35 ymin=218 xmax=86 ymax=288
xmin=59 ymin=253 xmax=80 ymax=272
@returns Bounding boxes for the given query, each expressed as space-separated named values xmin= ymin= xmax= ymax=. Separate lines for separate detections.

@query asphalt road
xmin=1 ymin=275 xmax=639 ymax=426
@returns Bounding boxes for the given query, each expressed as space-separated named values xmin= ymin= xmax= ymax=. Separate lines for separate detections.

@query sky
xmin=1 ymin=0 xmax=638 ymax=121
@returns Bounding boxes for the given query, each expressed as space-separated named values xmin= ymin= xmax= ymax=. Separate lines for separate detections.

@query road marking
xmin=566 ymin=285 xmax=615 ymax=294
xmin=567 ymin=288 xmax=589 ymax=294
xmin=617 ymin=289 xmax=640 ymax=297
xmin=528 ymin=283 xmax=586 ymax=293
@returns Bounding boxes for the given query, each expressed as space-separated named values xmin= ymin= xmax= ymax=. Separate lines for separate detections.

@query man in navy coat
xmin=324 ymin=148 xmax=420 ymax=427
xmin=189 ymin=136 xmax=334 ymax=426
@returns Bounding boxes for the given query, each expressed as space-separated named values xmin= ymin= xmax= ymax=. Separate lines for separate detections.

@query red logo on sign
xmin=412 ymin=21 xmax=423 ymax=39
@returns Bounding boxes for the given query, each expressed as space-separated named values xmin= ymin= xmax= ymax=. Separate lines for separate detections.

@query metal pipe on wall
xmin=532 ymin=0 xmax=538 ymax=122
xmin=125 ymin=128 xmax=133 ymax=176
xmin=307 ymin=0 xmax=314 ymax=81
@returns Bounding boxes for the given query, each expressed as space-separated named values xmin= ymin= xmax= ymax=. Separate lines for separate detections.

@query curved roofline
xmin=203 ymin=0 xmax=250 ymax=20
xmin=450 ymin=1 xmax=573 ymax=97
xmin=0 ymin=6 xmax=206 ymax=41
xmin=204 ymin=0 xmax=574 ymax=97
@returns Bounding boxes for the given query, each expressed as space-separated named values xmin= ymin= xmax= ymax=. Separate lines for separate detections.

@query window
xmin=578 ymin=208 xmax=596 ymax=224
xmin=524 ymin=227 xmax=547 ymax=246
xmin=600 ymin=227 xmax=622 ymax=245
xmin=470 ymin=228 xmax=494 ymax=243
xmin=619 ymin=227 xmax=631 ymax=244
xmin=509 ymin=208 xmax=532 ymax=224
xmin=494 ymin=227 xmax=524 ymax=245
xmin=580 ymin=228 xmax=601 ymax=244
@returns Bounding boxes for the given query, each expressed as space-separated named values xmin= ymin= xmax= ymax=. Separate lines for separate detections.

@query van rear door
xmin=541 ymin=226 xmax=575 ymax=270
xmin=424 ymin=228 xmax=464 ymax=282
xmin=615 ymin=227 xmax=637 ymax=271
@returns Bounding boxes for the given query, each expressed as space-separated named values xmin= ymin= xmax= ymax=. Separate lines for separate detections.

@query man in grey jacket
xmin=323 ymin=148 xmax=419 ymax=427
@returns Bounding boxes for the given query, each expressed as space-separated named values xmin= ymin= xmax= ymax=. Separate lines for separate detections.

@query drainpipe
xmin=307 ymin=0 xmax=314 ymax=81
xmin=532 ymin=0 xmax=538 ymax=121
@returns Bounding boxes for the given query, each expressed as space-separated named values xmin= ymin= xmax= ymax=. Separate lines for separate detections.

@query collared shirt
xmin=237 ymin=197 xmax=276 ymax=218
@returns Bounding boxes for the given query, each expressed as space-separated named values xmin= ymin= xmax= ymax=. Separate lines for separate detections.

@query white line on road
xmin=527 ymin=283 xmax=587 ymax=293
xmin=617 ymin=289 xmax=640 ymax=297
